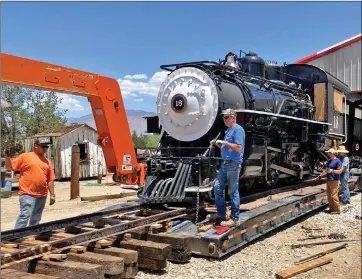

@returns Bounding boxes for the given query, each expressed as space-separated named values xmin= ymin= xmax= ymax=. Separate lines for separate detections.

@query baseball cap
xmin=221 ymin=108 xmax=237 ymax=116
xmin=34 ymin=138 xmax=51 ymax=146
xmin=325 ymin=148 xmax=337 ymax=154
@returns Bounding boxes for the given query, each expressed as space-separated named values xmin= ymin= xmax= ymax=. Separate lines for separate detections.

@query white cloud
xmin=129 ymin=93 xmax=138 ymax=97
xmin=124 ymin=74 xmax=147 ymax=80
xmin=57 ymin=93 xmax=84 ymax=111
xmin=117 ymin=71 xmax=169 ymax=98
xmin=133 ymin=98 xmax=144 ymax=102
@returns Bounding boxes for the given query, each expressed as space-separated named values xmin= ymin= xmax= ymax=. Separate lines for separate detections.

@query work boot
xmin=208 ymin=213 xmax=227 ymax=222
xmin=220 ymin=219 xmax=241 ymax=227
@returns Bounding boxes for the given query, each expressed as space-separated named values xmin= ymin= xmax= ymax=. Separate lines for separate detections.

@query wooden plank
xmin=70 ymin=246 xmax=87 ymax=254
xmin=333 ymin=88 xmax=343 ymax=113
xmin=80 ymin=192 xmax=136 ymax=202
xmin=41 ymin=254 xmax=67 ymax=262
xmin=198 ymin=224 xmax=214 ymax=232
xmin=314 ymin=82 xmax=326 ymax=121
xmin=275 ymin=256 xmax=332 ymax=279
xmin=2 ymin=244 xmax=19 ymax=249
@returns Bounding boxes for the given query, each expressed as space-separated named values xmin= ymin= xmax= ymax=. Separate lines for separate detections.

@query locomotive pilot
xmin=209 ymin=108 xmax=245 ymax=227
xmin=316 ymin=148 xmax=343 ymax=214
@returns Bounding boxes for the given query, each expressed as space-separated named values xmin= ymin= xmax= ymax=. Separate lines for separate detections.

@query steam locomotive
xmin=138 ymin=51 xmax=351 ymax=205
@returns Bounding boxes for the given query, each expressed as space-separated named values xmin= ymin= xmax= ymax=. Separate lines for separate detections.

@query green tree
xmin=1 ymin=85 xmax=68 ymax=156
xmin=1 ymin=85 xmax=28 ymax=155
xmin=131 ymin=130 xmax=161 ymax=149
xmin=23 ymin=90 xmax=67 ymax=136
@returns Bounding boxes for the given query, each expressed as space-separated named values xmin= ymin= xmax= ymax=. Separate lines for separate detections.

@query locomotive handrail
xmin=342 ymin=94 xmax=348 ymax=144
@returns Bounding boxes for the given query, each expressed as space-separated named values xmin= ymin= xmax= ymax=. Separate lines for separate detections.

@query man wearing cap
xmin=210 ymin=108 xmax=245 ymax=227
xmin=316 ymin=148 xmax=343 ymax=214
xmin=337 ymin=145 xmax=350 ymax=205
xmin=5 ymin=139 xmax=56 ymax=229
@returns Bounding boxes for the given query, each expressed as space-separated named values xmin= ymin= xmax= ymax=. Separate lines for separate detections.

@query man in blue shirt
xmin=336 ymin=145 xmax=350 ymax=205
xmin=317 ymin=148 xmax=343 ymax=214
xmin=209 ymin=108 xmax=245 ymax=227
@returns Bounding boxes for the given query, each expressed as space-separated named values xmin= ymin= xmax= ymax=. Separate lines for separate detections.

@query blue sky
xmin=1 ymin=1 xmax=361 ymax=118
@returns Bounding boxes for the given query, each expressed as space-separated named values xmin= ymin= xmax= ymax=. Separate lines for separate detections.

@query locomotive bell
xmin=225 ymin=52 xmax=240 ymax=69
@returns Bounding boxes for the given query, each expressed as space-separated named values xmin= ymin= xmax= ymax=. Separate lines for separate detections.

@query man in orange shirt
xmin=5 ymin=139 xmax=56 ymax=229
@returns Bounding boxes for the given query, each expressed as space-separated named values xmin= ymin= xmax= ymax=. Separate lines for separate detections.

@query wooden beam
xmin=80 ymin=192 xmax=136 ymax=202
xmin=275 ymin=256 xmax=333 ymax=279
xmin=70 ymin=144 xmax=80 ymax=200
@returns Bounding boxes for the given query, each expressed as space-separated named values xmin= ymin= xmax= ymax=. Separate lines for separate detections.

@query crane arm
xmin=1 ymin=52 xmax=145 ymax=185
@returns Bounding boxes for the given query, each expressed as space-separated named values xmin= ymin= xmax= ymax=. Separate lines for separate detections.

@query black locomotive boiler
xmin=139 ymin=52 xmax=351 ymax=205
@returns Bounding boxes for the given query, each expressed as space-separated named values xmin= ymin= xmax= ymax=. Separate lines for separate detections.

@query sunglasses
xmin=37 ymin=145 xmax=49 ymax=149
xmin=223 ymin=115 xmax=234 ymax=120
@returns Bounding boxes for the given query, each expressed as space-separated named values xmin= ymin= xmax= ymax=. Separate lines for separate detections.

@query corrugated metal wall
xmin=307 ymin=40 xmax=361 ymax=92
xmin=23 ymin=126 xmax=107 ymax=180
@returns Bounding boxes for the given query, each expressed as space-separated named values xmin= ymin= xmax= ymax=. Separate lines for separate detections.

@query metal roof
xmin=1 ymin=99 xmax=11 ymax=108
xmin=294 ymin=34 xmax=361 ymax=64
xmin=30 ymin=123 xmax=96 ymax=138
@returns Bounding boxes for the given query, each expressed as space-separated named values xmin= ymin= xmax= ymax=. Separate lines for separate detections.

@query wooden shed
xmin=23 ymin=124 xmax=107 ymax=180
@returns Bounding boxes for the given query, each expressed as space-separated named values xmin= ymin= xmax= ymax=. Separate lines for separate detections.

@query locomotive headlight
xmin=157 ymin=67 xmax=219 ymax=142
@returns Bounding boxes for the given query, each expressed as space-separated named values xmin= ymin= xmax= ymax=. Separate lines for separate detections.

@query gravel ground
xmin=1 ymin=180 xmax=360 ymax=279
xmin=136 ymin=192 xmax=362 ymax=279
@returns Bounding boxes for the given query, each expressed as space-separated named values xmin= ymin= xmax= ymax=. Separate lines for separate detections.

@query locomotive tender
xmin=139 ymin=52 xmax=350 ymax=205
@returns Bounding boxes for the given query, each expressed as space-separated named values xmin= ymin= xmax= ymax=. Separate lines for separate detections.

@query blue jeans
xmin=340 ymin=175 xmax=350 ymax=204
xmin=214 ymin=162 xmax=241 ymax=221
xmin=14 ymin=194 xmax=47 ymax=229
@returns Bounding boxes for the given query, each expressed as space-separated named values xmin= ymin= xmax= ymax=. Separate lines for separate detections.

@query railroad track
xmin=1 ymin=179 xmax=359 ymax=279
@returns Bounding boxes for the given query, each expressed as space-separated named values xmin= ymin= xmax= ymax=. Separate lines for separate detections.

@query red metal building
xmin=295 ymin=34 xmax=362 ymax=156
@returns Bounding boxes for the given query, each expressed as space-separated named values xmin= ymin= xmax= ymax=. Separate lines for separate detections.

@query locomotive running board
xmin=166 ymin=185 xmax=328 ymax=258
xmin=234 ymin=109 xmax=332 ymax=125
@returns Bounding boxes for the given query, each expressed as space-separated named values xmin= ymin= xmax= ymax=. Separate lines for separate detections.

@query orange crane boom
xmin=1 ymin=52 xmax=145 ymax=185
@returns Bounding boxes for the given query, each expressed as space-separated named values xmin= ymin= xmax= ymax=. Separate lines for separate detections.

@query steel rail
xmin=238 ymin=179 xmax=327 ymax=205
xmin=1 ymin=202 xmax=143 ymax=241
xmin=1 ymin=208 xmax=187 ymax=268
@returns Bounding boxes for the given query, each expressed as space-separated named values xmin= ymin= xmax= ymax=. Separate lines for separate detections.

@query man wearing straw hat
xmin=336 ymin=145 xmax=350 ymax=205
xmin=316 ymin=148 xmax=343 ymax=214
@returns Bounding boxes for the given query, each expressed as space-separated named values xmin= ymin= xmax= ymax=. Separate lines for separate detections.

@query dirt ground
xmin=1 ymin=179 xmax=361 ymax=279
xmin=0 ymin=175 xmax=139 ymax=231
